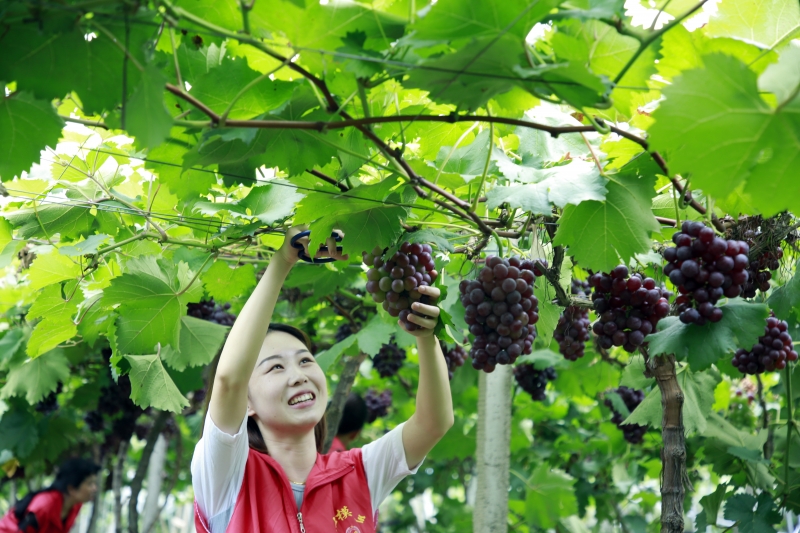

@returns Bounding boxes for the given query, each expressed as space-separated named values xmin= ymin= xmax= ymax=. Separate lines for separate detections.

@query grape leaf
xmin=284 ymin=263 xmax=362 ymax=300
xmin=758 ymin=45 xmax=800 ymax=107
xmin=707 ymin=0 xmax=800 ymax=49
xmin=723 ymin=493 xmax=782 ymax=533
xmin=104 ymin=257 xmax=202 ymax=355
xmin=552 ymin=156 xmax=660 ymax=272
xmin=0 ymin=218 xmax=11 ymax=251
xmin=355 ymin=315 xmax=396 ymax=357
xmin=0 ymin=410 xmax=39 ymax=459
xmin=696 ymin=484 xmax=728 ymax=531
xmin=124 ymin=353 xmax=190 ymax=412
xmin=0 ymin=329 xmax=26 ymax=371
xmin=201 ymin=261 xmax=256 ymax=304
xmin=624 ymin=367 xmax=718 ymax=435
xmin=434 ymin=130 xmax=500 ymax=183
xmin=513 ymin=106 xmax=594 ymax=168
xmin=645 ymin=300 xmax=769 ymax=370
xmin=26 ymin=251 xmax=82 ymax=291
xmin=0 ymin=349 xmax=71 ymax=405
xmin=517 ymin=349 xmax=563 ymax=370
xmin=524 ymin=464 xmax=578 ymax=529
xmin=4 ymin=203 xmax=93 ymax=240
xmin=161 ymin=316 xmax=229 ymax=371
xmin=703 ymin=412 xmax=775 ymax=490
xmin=619 ymin=355 xmax=653 ymax=389
xmin=126 ymin=64 xmax=173 ymax=149
xmin=315 ymin=335 xmax=357 ymax=373
xmin=650 ymin=54 xmax=800 ymax=217
xmin=534 ymin=282 xmax=561 ymax=346
xmin=26 ymin=284 xmax=83 ymax=358
xmin=767 ymin=260 xmax=800 ymax=320
xmin=146 ymin=139 xmax=217 ymax=198
xmin=189 ymin=56 xmax=295 ymax=119
xmin=0 ymin=92 xmax=63 ymax=180
xmin=489 ymin=159 xmax=607 ymax=213
xmin=239 ymin=181 xmax=305 ymax=224
xmin=404 ymin=228 xmax=458 ymax=253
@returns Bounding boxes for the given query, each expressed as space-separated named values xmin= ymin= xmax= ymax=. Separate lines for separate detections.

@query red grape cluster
xmin=35 ymin=383 xmax=62 ymax=414
xmin=365 ymin=389 xmax=392 ymax=423
xmin=363 ymin=243 xmax=438 ymax=330
xmin=662 ymin=221 xmax=749 ymax=325
xmin=555 ymin=280 xmax=592 ymax=361
xmin=733 ymin=314 xmax=798 ymax=374
xmin=513 ymin=364 xmax=557 ymax=401
xmin=441 ymin=342 xmax=467 ymax=380
xmin=605 ymin=386 xmax=647 ymax=444
xmin=460 ymin=256 xmax=542 ymax=373
xmin=589 ymin=266 xmax=670 ymax=353
xmin=372 ymin=341 xmax=406 ymax=378
xmin=187 ymin=299 xmax=236 ymax=326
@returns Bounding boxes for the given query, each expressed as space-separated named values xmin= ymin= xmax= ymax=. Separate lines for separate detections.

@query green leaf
xmin=552 ymin=156 xmax=660 ymax=272
xmin=0 ymin=330 xmax=26 ymax=370
xmin=534 ymin=282 xmax=562 ymax=346
xmin=0 ymin=218 xmax=11 ymax=251
xmin=645 ymin=300 xmax=769 ymax=370
xmin=124 ymin=353 xmax=190 ymax=412
xmin=768 ymin=259 xmax=800 ymax=320
xmin=517 ymin=349 xmax=564 ymax=370
xmin=489 ymin=159 xmax=607 ymax=214
xmin=726 ymin=446 xmax=770 ymax=464
xmin=201 ymin=261 xmax=255 ymax=303
xmin=759 ymin=45 xmax=800 ymax=107
xmin=161 ymin=316 xmax=229 ymax=371
xmin=650 ymin=54 xmax=800 ymax=217
xmin=1 ymin=349 xmax=71 ymax=404
xmin=315 ymin=335 xmax=357 ymax=373
xmin=239 ymin=181 xmax=305 ymax=224
xmin=0 ymin=410 xmax=39 ymax=459
xmin=145 ymin=139 xmax=217 ymax=198
xmin=404 ymin=228 xmax=458 ymax=253
xmin=723 ymin=493 xmax=782 ymax=533
xmin=126 ymin=64 xmax=173 ymax=149
xmin=605 ymin=391 xmax=631 ymax=417
xmin=0 ymin=92 xmax=63 ymax=180
xmin=58 ymin=234 xmax=110 ymax=256
xmin=26 ymin=284 xmax=82 ymax=358
xmin=707 ymin=0 xmax=800 ymax=49
xmin=355 ymin=315 xmax=396 ymax=356
xmin=525 ymin=464 xmax=578 ymax=529
xmin=104 ymin=257 xmax=201 ymax=355
xmin=625 ymin=367 xmax=718 ymax=435
xmin=698 ymin=484 xmax=728 ymax=529
xmin=619 ymin=355 xmax=653 ymax=389
xmin=4 ymin=203 xmax=93 ymax=239
xmin=702 ymin=412 xmax=774 ymax=490
xmin=434 ymin=130 xmax=499 ymax=183
xmin=189 ymin=56 xmax=294 ymax=119
xmin=284 ymin=263 xmax=362 ymax=300
xmin=25 ymin=251 xmax=82 ymax=291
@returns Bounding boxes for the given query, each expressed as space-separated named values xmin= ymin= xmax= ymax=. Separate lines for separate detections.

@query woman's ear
xmin=246 ymin=402 xmax=256 ymax=417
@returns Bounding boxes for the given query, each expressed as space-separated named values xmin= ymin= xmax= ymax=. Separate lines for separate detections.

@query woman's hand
xmin=275 ymin=226 xmax=349 ymax=266
xmin=400 ymin=285 xmax=441 ymax=338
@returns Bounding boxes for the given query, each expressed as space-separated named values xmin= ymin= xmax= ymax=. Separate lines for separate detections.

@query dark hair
xmin=13 ymin=458 xmax=100 ymax=521
xmin=204 ymin=323 xmax=327 ymax=454
xmin=337 ymin=393 xmax=367 ymax=435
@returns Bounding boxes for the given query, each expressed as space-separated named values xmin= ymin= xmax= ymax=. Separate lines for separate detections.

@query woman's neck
xmin=258 ymin=421 xmax=318 ymax=484
xmin=61 ymin=492 xmax=78 ymax=520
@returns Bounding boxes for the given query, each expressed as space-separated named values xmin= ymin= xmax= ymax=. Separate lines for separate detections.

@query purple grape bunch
xmin=372 ymin=341 xmax=406 ymax=378
xmin=662 ymin=221 xmax=749 ymax=325
xmin=513 ymin=364 xmax=557 ymax=401
xmin=733 ymin=314 xmax=798 ymax=374
xmin=441 ymin=341 xmax=467 ymax=380
xmin=363 ymin=242 xmax=438 ymax=331
xmin=365 ymin=389 xmax=392 ymax=423
xmin=605 ymin=386 xmax=647 ymax=444
xmin=590 ymin=266 xmax=671 ymax=353
xmin=187 ymin=299 xmax=236 ymax=326
xmin=554 ymin=279 xmax=592 ymax=361
xmin=460 ymin=256 xmax=542 ymax=373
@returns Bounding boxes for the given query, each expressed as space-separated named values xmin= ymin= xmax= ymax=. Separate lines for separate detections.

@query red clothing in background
xmin=329 ymin=435 xmax=347 ymax=453
xmin=0 ymin=490 xmax=81 ymax=533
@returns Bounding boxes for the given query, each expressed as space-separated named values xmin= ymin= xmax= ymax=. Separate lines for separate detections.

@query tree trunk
xmin=86 ymin=453 xmax=108 ymax=533
xmin=322 ymin=351 xmax=369 ymax=453
xmin=128 ymin=411 xmax=170 ymax=533
xmin=114 ymin=440 xmax=129 ymax=533
xmin=144 ymin=428 xmax=183 ymax=533
xmin=649 ymin=353 xmax=687 ymax=533
xmin=141 ymin=435 xmax=168 ymax=533
xmin=473 ymin=365 xmax=513 ymax=533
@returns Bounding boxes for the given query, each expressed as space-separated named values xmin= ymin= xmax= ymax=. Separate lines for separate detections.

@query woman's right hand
xmin=275 ymin=226 xmax=349 ymax=266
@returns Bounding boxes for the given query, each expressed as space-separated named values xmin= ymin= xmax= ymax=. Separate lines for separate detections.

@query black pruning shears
xmin=290 ymin=230 xmax=343 ymax=264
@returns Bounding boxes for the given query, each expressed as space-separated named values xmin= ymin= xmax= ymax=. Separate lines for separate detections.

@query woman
xmin=0 ymin=458 xmax=99 ymax=533
xmin=192 ymin=228 xmax=454 ymax=532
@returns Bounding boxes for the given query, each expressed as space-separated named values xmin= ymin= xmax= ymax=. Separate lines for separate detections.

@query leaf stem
xmin=218 ymin=57 xmax=291 ymax=124
xmin=785 ymin=363 xmax=794 ymax=498
xmin=91 ymin=20 xmax=144 ymax=72
xmin=612 ymin=0 xmax=709 ymax=84
xmin=176 ymin=253 xmax=214 ymax=297
xmin=168 ymin=26 xmax=183 ymax=89
xmin=471 ymin=121 xmax=494 ymax=212
xmin=239 ymin=0 xmax=254 ymax=34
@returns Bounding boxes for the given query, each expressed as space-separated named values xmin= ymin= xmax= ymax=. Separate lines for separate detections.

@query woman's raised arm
xmin=208 ymin=228 xmax=347 ymax=434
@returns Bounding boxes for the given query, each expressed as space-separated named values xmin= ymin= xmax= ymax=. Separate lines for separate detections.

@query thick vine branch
xmin=322 ymin=351 xmax=369 ymax=453
xmin=306 ymin=168 xmax=348 ymax=192
xmin=128 ymin=411 xmax=171 ymax=533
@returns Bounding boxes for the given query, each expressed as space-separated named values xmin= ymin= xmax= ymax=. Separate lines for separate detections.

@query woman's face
xmin=70 ymin=474 xmax=98 ymax=503
xmin=246 ymin=331 xmax=328 ymax=437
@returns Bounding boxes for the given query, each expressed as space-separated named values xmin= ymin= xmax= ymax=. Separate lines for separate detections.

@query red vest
xmin=329 ymin=436 xmax=347 ymax=453
xmin=195 ymin=447 xmax=376 ymax=533
xmin=0 ymin=490 xmax=81 ymax=533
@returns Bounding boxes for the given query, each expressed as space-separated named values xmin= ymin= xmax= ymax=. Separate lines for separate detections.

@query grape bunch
xmin=605 ymin=386 xmax=647 ymax=444
xmin=187 ymin=299 xmax=237 ymax=326
xmin=554 ymin=280 xmax=592 ymax=361
xmin=589 ymin=266 xmax=670 ymax=353
xmin=363 ymin=242 xmax=438 ymax=330
xmin=741 ymin=231 xmax=782 ymax=298
xmin=35 ymin=383 xmax=62 ymax=414
xmin=460 ymin=256 xmax=542 ymax=373
xmin=662 ymin=221 xmax=749 ymax=325
xmin=733 ymin=314 xmax=798 ymax=374
xmin=513 ymin=364 xmax=557 ymax=401
xmin=335 ymin=323 xmax=354 ymax=343
xmin=372 ymin=341 xmax=406 ymax=378
xmin=365 ymin=389 xmax=392 ymax=423
xmin=441 ymin=342 xmax=467 ymax=380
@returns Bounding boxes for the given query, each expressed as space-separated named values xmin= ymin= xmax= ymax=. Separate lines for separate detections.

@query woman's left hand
xmin=401 ymin=285 xmax=441 ymax=338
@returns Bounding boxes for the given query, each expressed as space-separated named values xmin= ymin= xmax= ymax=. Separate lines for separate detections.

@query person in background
xmin=0 ymin=458 xmax=100 ymax=533
xmin=329 ymin=393 xmax=369 ymax=452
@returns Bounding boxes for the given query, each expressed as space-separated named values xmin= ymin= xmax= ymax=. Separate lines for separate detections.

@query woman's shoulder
xmin=30 ymin=490 xmax=61 ymax=507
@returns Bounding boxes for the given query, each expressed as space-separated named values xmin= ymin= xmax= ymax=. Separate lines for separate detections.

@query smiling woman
xmin=190 ymin=227 xmax=454 ymax=533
